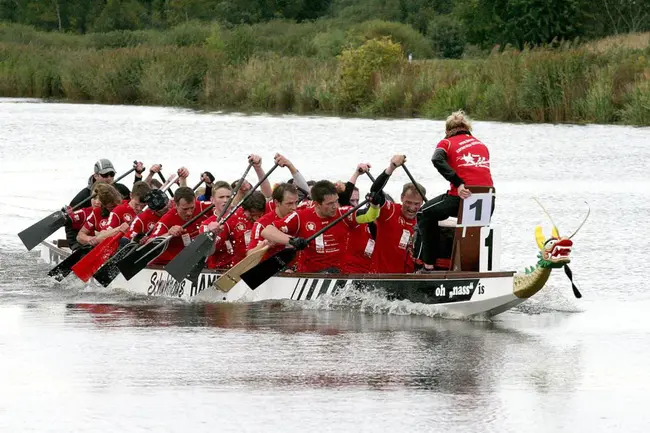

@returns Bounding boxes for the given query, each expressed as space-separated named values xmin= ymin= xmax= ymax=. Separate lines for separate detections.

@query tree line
xmin=1 ymin=0 xmax=649 ymax=57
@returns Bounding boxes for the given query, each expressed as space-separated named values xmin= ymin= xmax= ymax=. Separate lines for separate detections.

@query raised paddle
xmin=401 ymin=164 xmax=428 ymax=202
xmin=116 ymin=203 xmax=216 ymax=281
xmin=241 ymin=197 xmax=372 ymax=290
xmin=19 ymin=163 xmax=137 ymax=251
xmin=93 ymin=175 xmax=203 ymax=287
xmin=70 ymin=174 xmax=179 ymax=282
xmin=164 ymin=162 xmax=277 ymax=283
xmin=157 ymin=172 xmax=174 ymax=198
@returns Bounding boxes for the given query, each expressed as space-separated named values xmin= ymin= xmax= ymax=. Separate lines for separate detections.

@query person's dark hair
xmin=241 ymin=191 xmax=266 ymax=213
xmin=114 ymin=183 xmax=131 ymax=200
xmin=311 ymin=180 xmax=338 ymax=204
xmin=272 ymin=183 xmax=298 ymax=203
xmin=203 ymin=171 xmax=215 ymax=183
xmin=173 ymin=186 xmax=195 ymax=204
xmin=131 ymin=181 xmax=151 ymax=201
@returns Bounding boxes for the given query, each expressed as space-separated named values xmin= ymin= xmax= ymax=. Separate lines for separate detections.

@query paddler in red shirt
xmin=123 ymin=189 xmax=171 ymax=244
xmin=338 ymin=163 xmax=386 ymax=274
xmin=200 ymin=181 xmax=236 ymax=269
xmin=259 ymin=180 xmax=381 ymax=274
xmin=369 ymin=155 xmax=426 ymax=274
xmin=414 ymin=110 xmax=495 ymax=272
xmin=76 ymin=183 xmax=124 ymax=247
xmin=247 ymin=182 xmax=300 ymax=261
xmin=149 ymin=186 xmax=212 ymax=264
xmin=106 ymin=181 xmax=151 ymax=230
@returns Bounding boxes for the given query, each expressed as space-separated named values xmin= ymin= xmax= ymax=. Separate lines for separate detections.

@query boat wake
xmin=289 ymin=285 xmax=492 ymax=322
xmin=513 ymin=281 xmax=584 ymax=315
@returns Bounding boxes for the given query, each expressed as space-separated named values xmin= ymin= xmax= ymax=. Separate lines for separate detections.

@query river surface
xmin=1 ymin=98 xmax=649 ymax=432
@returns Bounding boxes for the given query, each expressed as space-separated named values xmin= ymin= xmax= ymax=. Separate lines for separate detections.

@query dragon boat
xmin=36 ymin=191 xmax=587 ymax=319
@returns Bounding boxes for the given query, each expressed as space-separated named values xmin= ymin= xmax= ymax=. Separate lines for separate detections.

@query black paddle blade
xmin=19 ymin=210 xmax=67 ymax=251
xmin=47 ymin=247 xmax=90 ymax=281
xmin=186 ymin=256 xmax=207 ymax=285
xmin=240 ymin=248 xmax=297 ymax=290
xmin=164 ymin=233 xmax=214 ymax=283
xmin=116 ymin=238 xmax=168 ymax=281
xmin=564 ymin=265 xmax=582 ymax=299
xmin=93 ymin=242 xmax=138 ymax=287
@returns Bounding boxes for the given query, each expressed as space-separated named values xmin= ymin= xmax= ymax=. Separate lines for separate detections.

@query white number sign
xmin=479 ymin=226 xmax=501 ymax=272
xmin=460 ymin=193 xmax=493 ymax=227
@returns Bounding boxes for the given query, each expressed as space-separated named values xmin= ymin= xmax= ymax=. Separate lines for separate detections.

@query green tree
xmin=428 ymin=14 xmax=465 ymax=58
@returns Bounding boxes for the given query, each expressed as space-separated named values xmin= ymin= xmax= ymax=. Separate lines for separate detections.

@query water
xmin=1 ymin=98 xmax=649 ymax=432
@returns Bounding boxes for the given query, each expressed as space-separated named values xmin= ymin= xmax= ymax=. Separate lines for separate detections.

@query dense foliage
xmin=1 ymin=0 xmax=649 ymax=58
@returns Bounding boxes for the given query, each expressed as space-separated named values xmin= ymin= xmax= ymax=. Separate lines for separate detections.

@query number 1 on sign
xmin=461 ymin=193 xmax=493 ymax=227
xmin=479 ymin=227 xmax=501 ymax=272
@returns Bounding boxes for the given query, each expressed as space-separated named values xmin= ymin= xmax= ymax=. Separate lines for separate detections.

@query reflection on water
xmin=55 ymin=301 xmax=583 ymax=396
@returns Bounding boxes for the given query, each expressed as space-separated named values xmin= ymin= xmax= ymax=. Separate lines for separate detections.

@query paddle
xmin=157 ymin=172 xmax=174 ymax=198
xmin=241 ymin=197 xmax=372 ymax=290
xmin=564 ymin=265 xmax=582 ymax=299
xmin=116 ymin=203 xmax=216 ymax=281
xmin=164 ymin=162 xmax=277 ymax=283
xmin=70 ymin=174 xmax=179 ymax=282
xmin=401 ymin=164 xmax=428 ymax=202
xmin=213 ymin=244 xmax=269 ymax=293
xmin=19 ymin=164 xmax=137 ymax=251
xmin=47 ymin=246 xmax=92 ymax=281
xmin=93 ymin=175 xmax=202 ymax=287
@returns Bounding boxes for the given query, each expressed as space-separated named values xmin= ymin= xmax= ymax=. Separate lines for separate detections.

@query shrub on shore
xmin=1 ymin=29 xmax=648 ymax=125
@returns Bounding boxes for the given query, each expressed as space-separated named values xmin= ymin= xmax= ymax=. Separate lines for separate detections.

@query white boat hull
xmin=39 ymin=241 xmax=526 ymax=318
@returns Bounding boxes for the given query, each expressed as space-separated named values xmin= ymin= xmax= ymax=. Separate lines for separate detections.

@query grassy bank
xmin=1 ymin=25 xmax=649 ymax=125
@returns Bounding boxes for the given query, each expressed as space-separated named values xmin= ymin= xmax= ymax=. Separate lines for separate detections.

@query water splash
xmin=288 ymin=284 xmax=492 ymax=322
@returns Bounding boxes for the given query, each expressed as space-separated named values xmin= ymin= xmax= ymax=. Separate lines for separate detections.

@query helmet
xmin=144 ymin=189 xmax=169 ymax=211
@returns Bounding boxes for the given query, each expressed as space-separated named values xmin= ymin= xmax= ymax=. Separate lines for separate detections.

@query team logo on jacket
xmin=306 ymin=222 xmax=316 ymax=231
xmin=147 ymin=222 xmax=155 ymax=231
xmin=124 ymin=214 xmax=132 ymax=223
xmin=99 ymin=220 xmax=110 ymax=230
xmin=457 ymin=153 xmax=490 ymax=168
xmin=236 ymin=222 xmax=246 ymax=232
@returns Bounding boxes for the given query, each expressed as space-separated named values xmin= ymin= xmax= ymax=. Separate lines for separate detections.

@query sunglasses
xmin=99 ymin=172 xmax=115 ymax=178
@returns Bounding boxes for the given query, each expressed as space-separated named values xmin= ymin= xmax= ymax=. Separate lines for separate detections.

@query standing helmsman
xmin=414 ymin=110 xmax=494 ymax=272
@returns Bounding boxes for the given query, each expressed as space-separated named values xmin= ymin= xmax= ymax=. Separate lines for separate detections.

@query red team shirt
xmin=341 ymin=224 xmax=376 ymax=274
xmin=83 ymin=207 xmax=112 ymax=235
xmin=149 ymin=200 xmax=212 ymax=264
xmin=125 ymin=208 xmax=161 ymax=241
xmin=248 ymin=210 xmax=285 ymax=260
xmin=70 ymin=207 xmax=95 ymax=231
xmin=201 ymin=207 xmax=252 ymax=270
xmin=272 ymin=206 xmax=357 ymax=273
xmin=436 ymin=133 xmax=493 ymax=196
xmin=373 ymin=202 xmax=417 ymax=274
xmin=107 ymin=202 xmax=137 ymax=229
